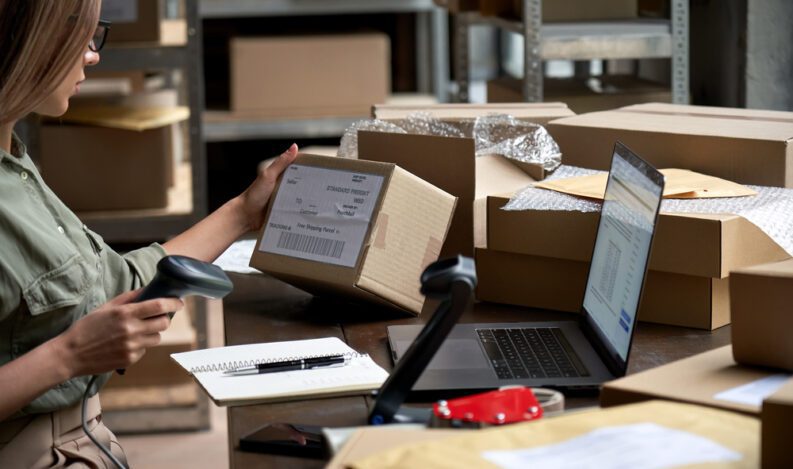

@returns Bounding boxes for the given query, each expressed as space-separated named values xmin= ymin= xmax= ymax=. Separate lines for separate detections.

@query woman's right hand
xmin=54 ymin=289 xmax=183 ymax=378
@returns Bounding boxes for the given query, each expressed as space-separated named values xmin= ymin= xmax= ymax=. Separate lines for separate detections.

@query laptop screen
xmin=582 ymin=143 xmax=664 ymax=367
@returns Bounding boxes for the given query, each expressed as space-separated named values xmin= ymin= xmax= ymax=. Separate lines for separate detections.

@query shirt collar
xmin=0 ymin=133 xmax=27 ymax=163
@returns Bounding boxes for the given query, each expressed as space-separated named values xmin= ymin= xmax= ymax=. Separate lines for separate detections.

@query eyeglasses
xmin=89 ymin=20 xmax=111 ymax=52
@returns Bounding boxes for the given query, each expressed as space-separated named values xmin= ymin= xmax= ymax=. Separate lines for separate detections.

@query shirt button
xmin=57 ymin=226 xmax=65 ymax=234
xmin=20 ymin=171 xmax=28 ymax=180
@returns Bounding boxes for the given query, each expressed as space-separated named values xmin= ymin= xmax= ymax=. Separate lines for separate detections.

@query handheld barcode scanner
xmin=83 ymin=255 xmax=234 ymax=469
xmin=368 ymin=255 xmax=477 ymax=425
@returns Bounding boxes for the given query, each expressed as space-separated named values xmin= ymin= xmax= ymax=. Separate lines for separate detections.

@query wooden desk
xmin=223 ymin=274 xmax=732 ymax=468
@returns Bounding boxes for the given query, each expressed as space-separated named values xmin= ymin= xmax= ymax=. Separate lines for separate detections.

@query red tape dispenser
xmin=431 ymin=387 xmax=563 ymax=429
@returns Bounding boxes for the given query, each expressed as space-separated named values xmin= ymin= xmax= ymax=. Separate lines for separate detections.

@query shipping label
xmin=258 ymin=164 xmax=385 ymax=268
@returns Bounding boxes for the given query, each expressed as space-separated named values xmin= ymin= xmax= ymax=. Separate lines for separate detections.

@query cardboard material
xmin=487 ymin=76 xmax=672 ymax=113
xmin=475 ymin=248 xmax=731 ymax=330
xmin=761 ymin=379 xmax=793 ymax=468
xmin=372 ymin=102 xmax=574 ymax=127
xmin=486 ymin=194 xmax=789 ymax=279
xmin=600 ymin=345 xmax=783 ymax=415
xmin=453 ymin=0 xmax=637 ymax=22
xmin=249 ymin=154 xmax=456 ymax=315
xmin=357 ymin=132 xmax=535 ymax=259
xmin=548 ymin=103 xmax=793 ymax=187
xmin=327 ymin=427 xmax=460 ymax=469
xmin=348 ymin=401 xmax=758 ymax=469
xmin=535 ymin=168 xmax=757 ymax=200
xmin=101 ymin=0 xmax=186 ymax=44
xmin=731 ymin=259 xmax=793 ymax=371
xmin=231 ymin=34 xmax=390 ymax=118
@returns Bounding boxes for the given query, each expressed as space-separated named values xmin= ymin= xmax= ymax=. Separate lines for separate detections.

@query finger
xmin=139 ymin=332 xmax=163 ymax=348
xmin=263 ymin=144 xmax=298 ymax=182
xmin=139 ymin=314 xmax=172 ymax=334
xmin=107 ymin=288 xmax=143 ymax=306
xmin=131 ymin=298 xmax=184 ymax=319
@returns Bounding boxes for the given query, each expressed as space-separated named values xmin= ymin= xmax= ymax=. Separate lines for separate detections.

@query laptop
xmin=387 ymin=142 xmax=665 ymax=394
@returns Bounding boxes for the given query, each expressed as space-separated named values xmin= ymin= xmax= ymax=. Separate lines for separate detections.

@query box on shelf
xmin=731 ymin=258 xmax=793 ymax=371
xmin=487 ymin=76 xmax=673 ymax=114
xmin=249 ymin=154 xmax=456 ymax=316
xmin=548 ymin=103 xmax=793 ymax=187
xmin=762 ymin=379 xmax=793 ymax=468
xmin=40 ymin=106 xmax=189 ymax=212
xmin=230 ymin=34 xmax=390 ymax=119
xmin=600 ymin=345 xmax=791 ymax=416
xmin=477 ymin=0 xmax=637 ymax=22
xmin=363 ymin=103 xmax=573 ymax=258
xmin=478 ymin=193 xmax=789 ymax=329
xmin=101 ymin=0 xmax=186 ymax=44
xmin=432 ymin=0 xmax=479 ymax=12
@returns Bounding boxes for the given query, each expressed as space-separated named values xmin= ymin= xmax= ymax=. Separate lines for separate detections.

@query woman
xmin=0 ymin=1 xmax=298 ymax=466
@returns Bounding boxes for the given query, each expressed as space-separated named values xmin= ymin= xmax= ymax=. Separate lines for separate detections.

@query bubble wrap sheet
xmin=504 ymin=165 xmax=793 ymax=257
xmin=337 ymin=113 xmax=562 ymax=171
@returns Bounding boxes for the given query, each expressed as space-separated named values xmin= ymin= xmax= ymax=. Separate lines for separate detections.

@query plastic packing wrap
xmin=337 ymin=112 xmax=562 ymax=171
xmin=504 ymin=165 xmax=793 ymax=257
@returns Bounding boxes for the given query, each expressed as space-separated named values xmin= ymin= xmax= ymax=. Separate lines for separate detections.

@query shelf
xmin=199 ymin=0 xmax=438 ymax=18
xmin=93 ymin=45 xmax=189 ymax=72
xmin=474 ymin=18 xmax=673 ymax=60
xmin=203 ymin=112 xmax=361 ymax=141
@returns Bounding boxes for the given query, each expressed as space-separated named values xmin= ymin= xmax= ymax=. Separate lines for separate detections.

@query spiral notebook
xmin=170 ymin=337 xmax=389 ymax=406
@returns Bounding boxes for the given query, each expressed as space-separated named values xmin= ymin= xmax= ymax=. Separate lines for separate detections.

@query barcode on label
xmin=277 ymin=231 xmax=345 ymax=259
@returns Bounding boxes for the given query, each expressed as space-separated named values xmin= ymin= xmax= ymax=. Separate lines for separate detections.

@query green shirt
xmin=0 ymin=134 xmax=166 ymax=417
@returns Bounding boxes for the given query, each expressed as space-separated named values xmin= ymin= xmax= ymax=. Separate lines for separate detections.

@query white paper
xmin=100 ymin=0 xmax=138 ymax=23
xmin=213 ymin=239 xmax=259 ymax=274
xmin=258 ymin=165 xmax=384 ymax=268
xmin=481 ymin=422 xmax=742 ymax=469
xmin=713 ymin=373 xmax=792 ymax=407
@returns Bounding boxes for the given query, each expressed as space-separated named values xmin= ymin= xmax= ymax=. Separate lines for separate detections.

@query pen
xmin=224 ymin=354 xmax=349 ymax=376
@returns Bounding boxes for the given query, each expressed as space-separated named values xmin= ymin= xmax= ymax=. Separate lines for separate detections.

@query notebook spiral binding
xmin=189 ymin=352 xmax=369 ymax=374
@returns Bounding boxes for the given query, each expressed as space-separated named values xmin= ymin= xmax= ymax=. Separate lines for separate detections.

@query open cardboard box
xmin=600 ymin=345 xmax=791 ymax=416
xmin=548 ymin=103 xmax=793 ymax=187
xmin=359 ymin=103 xmax=573 ymax=258
xmin=249 ymin=154 xmax=456 ymax=315
xmin=731 ymin=258 xmax=793 ymax=371
xmin=480 ymin=192 xmax=789 ymax=329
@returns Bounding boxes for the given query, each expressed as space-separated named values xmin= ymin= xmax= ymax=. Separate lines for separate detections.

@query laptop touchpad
xmin=396 ymin=339 xmax=490 ymax=370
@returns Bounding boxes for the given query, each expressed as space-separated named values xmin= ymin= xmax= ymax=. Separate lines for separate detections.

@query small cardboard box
xmin=762 ymin=379 xmax=793 ymax=468
xmin=101 ymin=0 xmax=186 ymax=44
xmin=548 ymin=103 xmax=793 ymax=187
xmin=475 ymin=248 xmax=731 ymax=329
xmin=362 ymin=103 xmax=574 ymax=258
xmin=231 ymin=34 xmax=390 ymax=118
xmin=249 ymin=154 xmax=457 ymax=315
xmin=432 ymin=0 xmax=480 ymax=12
xmin=731 ymin=259 xmax=793 ymax=371
xmin=600 ymin=345 xmax=790 ymax=415
xmin=40 ymin=106 xmax=189 ymax=212
xmin=487 ymin=76 xmax=673 ymax=114
xmin=475 ymin=0 xmax=637 ymax=21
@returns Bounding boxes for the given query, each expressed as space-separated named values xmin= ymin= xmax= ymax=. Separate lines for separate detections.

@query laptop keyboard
xmin=477 ymin=328 xmax=590 ymax=380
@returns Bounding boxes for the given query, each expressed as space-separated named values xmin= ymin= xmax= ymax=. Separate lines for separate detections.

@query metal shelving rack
xmin=199 ymin=0 xmax=450 ymax=141
xmin=454 ymin=0 xmax=689 ymax=104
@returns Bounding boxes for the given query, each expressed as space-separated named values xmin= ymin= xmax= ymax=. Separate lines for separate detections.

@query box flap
xmin=372 ymin=102 xmax=574 ymax=123
xmin=550 ymin=104 xmax=793 ymax=142
xmin=601 ymin=346 xmax=778 ymax=415
xmin=358 ymin=131 xmax=475 ymax=258
xmin=357 ymin=166 xmax=457 ymax=314
xmin=731 ymin=257 xmax=793 ymax=278
xmin=55 ymin=106 xmax=190 ymax=131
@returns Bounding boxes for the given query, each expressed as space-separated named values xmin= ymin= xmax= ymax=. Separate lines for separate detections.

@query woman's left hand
xmin=238 ymin=143 xmax=299 ymax=231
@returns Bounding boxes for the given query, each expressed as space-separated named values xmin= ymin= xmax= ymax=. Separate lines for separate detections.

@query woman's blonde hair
xmin=0 ymin=0 xmax=99 ymax=124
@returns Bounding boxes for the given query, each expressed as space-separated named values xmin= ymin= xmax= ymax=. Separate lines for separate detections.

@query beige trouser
xmin=0 ymin=395 xmax=127 ymax=468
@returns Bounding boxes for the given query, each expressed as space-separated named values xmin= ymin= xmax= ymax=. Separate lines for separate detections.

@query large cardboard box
xmin=101 ymin=0 xmax=186 ymax=45
xmin=231 ymin=34 xmax=390 ymax=118
xmin=481 ymin=193 xmax=789 ymax=329
xmin=362 ymin=103 xmax=573 ymax=258
xmin=249 ymin=154 xmax=456 ymax=315
xmin=731 ymin=258 xmax=793 ymax=371
xmin=601 ymin=345 xmax=791 ymax=415
xmin=476 ymin=248 xmax=731 ymax=329
xmin=762 ymin=379 xmax=793 ymax=468
xmin=487 ymin=76 xmax=673 ymax=114
xmin=548 ymin=103 xmax=793 ymax=187
xmin=40 ymin=106 xmax=189 ymax=212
